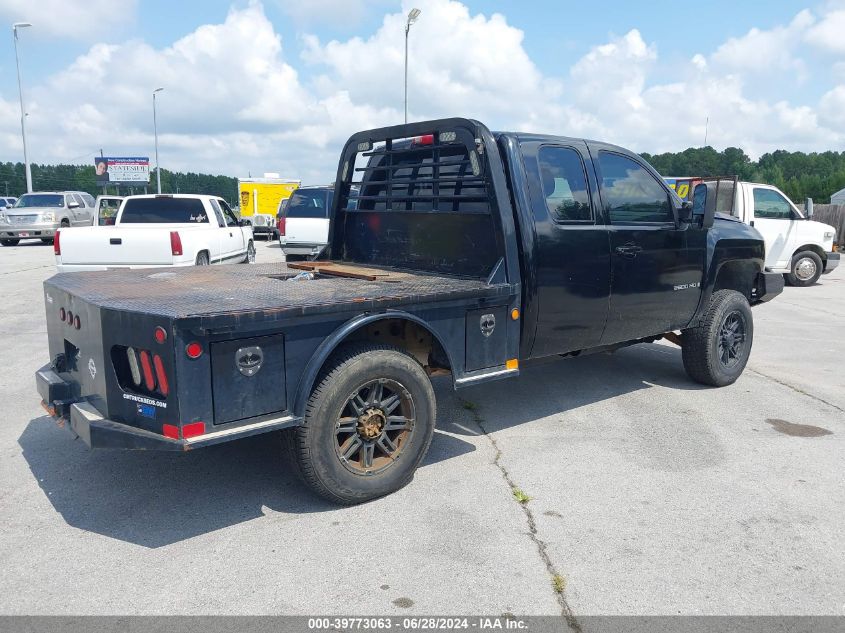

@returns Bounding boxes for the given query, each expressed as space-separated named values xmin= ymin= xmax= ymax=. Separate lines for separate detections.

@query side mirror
xmin=238 ymin=219 xmax=247 ymax=227
xmin=805 ymin=198 xmax=814 ymax=219
xmin=68 ymin=201 xmax=80 ymax=209
xmin=678 ymin=201 xmax=694 ymax=223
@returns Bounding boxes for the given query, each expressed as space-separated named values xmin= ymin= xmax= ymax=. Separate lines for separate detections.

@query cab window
xmin=218 ymin=200 xmax=240 ymax=227
xmin=598 ymin=152 xmax=672 ymax=224
xmin=753 ymin=188 xmax=793 ymax=219
xmin=537 ymin=146 xmax=591 ymax=222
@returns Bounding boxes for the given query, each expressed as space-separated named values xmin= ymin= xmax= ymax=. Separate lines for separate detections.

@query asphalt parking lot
xmin=0 ymin=240 xmax=842 ymax=617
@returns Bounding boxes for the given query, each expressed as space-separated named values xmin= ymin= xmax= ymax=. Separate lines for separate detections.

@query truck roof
xmin=494 ymin=131 xmax=639 ymax=157
xmin=121 ymin=194 xmax=223 ymax=201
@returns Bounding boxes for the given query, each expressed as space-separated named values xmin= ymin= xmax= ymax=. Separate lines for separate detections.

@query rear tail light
xmin=73 ymin=315 xmax=81 ymax=330
xmin=170 ymin=231 xmax=183 ymax=256
xmin=139 ymin=350 xmax=155 ymax=391
xmin=412 ymin=134 xmax=434 ymax=145
xmin=154 ymin=326 xmax=167 ymax=344
xmin=126 ymin=347 xmax=142 ymax=385
xmin=152 ymin=354 xmax=169 ymax=396
xmin=66 ymin=310 xmax=74 ymax=324
xmin=59 ymin=307 xmax=66 ymax=322
xmin=54 ymin=230 xmax=61 ymax=255
xmin=278 ymin=217 xmax=286 ymax=236
xmin=185 ymin=342 xmax=203 ymax=359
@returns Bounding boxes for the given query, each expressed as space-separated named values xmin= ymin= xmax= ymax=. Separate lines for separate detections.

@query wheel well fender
xmin=792 ymin=244 xmax=826 ymax=262
xmin=292 ymin=311 xmax=455 ymax=417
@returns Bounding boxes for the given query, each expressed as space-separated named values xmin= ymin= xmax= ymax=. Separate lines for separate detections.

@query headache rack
xmin=325 ymin=118 xmax=513 ymax=279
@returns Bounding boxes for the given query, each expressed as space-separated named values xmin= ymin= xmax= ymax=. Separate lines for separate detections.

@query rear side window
xmin=120 ymin=198 xmax=209 ymax=223
xmin=598 ymin=152 xmax=672 ymax=223
xmin=537 ymin=146 xmax=591 ymax=222
xmin=72 ymin=194 xmax=87 ymax=207
xmin=287 ymin=190 xmax=327 ymax=219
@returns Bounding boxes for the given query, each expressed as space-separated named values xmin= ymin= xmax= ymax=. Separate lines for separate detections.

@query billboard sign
xmin=94 ymin=156 xmax=150 ymax=185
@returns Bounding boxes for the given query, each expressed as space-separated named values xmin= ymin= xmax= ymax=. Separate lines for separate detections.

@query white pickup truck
xmin=54 ymin=194 xmax=255 ymax=272
xmin=666 ymin=178 xmax=839 ymax=286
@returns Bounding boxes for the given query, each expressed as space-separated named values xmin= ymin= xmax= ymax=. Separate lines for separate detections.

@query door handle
xmin=615 ymin=245 xmax=642 ymax=258
xmin=229 ymin=232 xmax=233 ymax=237
xmin=110 ymin=238 xmax=122 ymax=245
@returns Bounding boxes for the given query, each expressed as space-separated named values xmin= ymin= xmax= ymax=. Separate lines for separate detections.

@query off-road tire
xmin=0 ymin=238 xmax=19 ymax=246
xmin=282 ymin=343 xmax=436 ymax=505
xmin=785 ymin=250 xmax=823 ymax=287
xmin=195 ymin=251 xmax=210 ymax=266
xmin=682 ymin=289 xmax=753 ymax=387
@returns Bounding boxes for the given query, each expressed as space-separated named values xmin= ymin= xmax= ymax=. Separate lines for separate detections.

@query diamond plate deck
xmin=45 ymin=262 xmax=510 ymax=321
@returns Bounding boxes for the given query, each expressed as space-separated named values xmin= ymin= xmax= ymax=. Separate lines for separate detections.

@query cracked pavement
xmin=0 ymin=242 xmax=843 ymax=617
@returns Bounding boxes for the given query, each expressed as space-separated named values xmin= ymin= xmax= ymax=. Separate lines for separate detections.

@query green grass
xmin=552 ymin=574 xmax=566 ymax=594
xmin=512 ymin=487 xmax=532 ymax=504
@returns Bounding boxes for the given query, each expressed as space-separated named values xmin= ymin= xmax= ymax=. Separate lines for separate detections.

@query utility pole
xmin=704 ymin=116 xmax=709 ymax=147
xmin=404 ymin=8 xmax=421 ymax=124
xmin=13 ymin=22 xmax=33 ymax=193
xmin=153 ymin=87 xmax=164 ymax=193
xmin=100 ymin=148 xmax=107 ymax=195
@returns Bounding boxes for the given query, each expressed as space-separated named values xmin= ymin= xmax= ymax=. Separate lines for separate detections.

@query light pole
xmin=13 ymin=22 xmax=32 ymax=193
xmin=404 ymin=8 xmax=421 ymax=124
xmin=152 ymin=87 xmax=164 ymax=193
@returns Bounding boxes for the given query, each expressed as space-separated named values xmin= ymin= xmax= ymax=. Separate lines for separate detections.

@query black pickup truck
xmin=35 ymin=118 xmax=783 ymax=504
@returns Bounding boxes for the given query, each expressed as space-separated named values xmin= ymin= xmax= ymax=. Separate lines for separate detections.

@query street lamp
xmin=152 ymin=87 xmax=164 ymax=194
xmin=404 ymin=8 xmax=421 ymax=124
xmin=13 ymin=22 xmax=33 ymax=193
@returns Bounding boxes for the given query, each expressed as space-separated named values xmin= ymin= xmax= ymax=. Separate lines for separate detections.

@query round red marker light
xmin=185 ymin=342 xmax=203 ymax=359
xmin=59 ymin=308 xmax=66 ymax=321
xmin=66 ymin=311 xmax=74 ymax=325
xmin=73 ymin=315 xmax=81 ymax=330
xmin=154 ymin=326 xmax=167 ymax=344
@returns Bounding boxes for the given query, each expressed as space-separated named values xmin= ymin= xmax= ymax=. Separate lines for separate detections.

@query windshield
xmin=15 ymin=194 xmax=64 ymax=208
xmin=120 ymin=197 xmax=209 ymax=224
xmin=287 ymin=189 xmax=328 ymax=219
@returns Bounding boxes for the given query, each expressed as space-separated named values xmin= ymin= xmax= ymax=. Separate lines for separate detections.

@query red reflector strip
xmin=152 ymin=354 xmax=169 ymax=396
xmin=139 ymin=350 xmax=156 ymax=391
xmin=162 ymin=424 xmax=179 ymax=439
xmin=182 ymin=421 xmax=205 ymax=439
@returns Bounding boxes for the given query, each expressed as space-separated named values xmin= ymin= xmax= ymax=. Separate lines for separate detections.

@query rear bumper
xmin=280 ymin=243 xmax=326 ymax=257
xmin=753 ymin=271 xmax=784 ymax=304
xmin=56 ymin=261 xmax=194 ymax=273
xmin=36 ymin=365 xmax=299 ymax=451
xmin=823 ymin=251 xmax=840 ymax=274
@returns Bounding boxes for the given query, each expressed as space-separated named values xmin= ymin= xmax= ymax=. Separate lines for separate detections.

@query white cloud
xmin=0 ymin=0 xmax=843 ymax=187
xmin=0 ymin=0 xmax=136 ymax=39
xmin=711 ymin=10 xmax=814 ymax=73
xmin=805 ymin=9 xmax=845 ymax=53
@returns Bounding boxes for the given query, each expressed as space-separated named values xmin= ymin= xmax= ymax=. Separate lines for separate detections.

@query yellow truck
xmin=238 ymin=176 xmax=300 ymax=240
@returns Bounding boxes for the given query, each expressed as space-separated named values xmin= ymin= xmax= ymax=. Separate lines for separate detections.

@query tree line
xmin=0 ymin=163 xmax=239 ymax=205
xmin=640 ymin=147 xmax=845 ymax=204
xmin=3 ymin=146 xmax=845 ymax=206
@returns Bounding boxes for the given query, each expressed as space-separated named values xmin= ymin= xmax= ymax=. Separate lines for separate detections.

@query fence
xmin=811 ymin=204 xmax=845 ymax=248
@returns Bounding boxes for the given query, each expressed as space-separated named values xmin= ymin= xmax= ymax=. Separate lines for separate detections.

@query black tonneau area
xmin=44 ymin=263 xmax=509 ymax=321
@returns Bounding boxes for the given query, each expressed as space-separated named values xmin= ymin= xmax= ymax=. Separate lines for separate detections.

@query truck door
xmin=749 ymin=185 xmax=798 ymax=270
xmin=210 ymin=199 xmax=244 ymax=262
xmin=521 ymin=141 xmax=611 ymax=355
xmin=592 ymin=148 xmax=704 ymax=345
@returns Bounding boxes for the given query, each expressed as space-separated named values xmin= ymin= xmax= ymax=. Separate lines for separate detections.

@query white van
xmin=667 ymin=177 xmax=839 ymax=286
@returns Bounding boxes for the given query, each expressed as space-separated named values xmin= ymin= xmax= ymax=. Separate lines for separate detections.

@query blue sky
xmin=0 ymin=0 xmax=843 ymax=182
